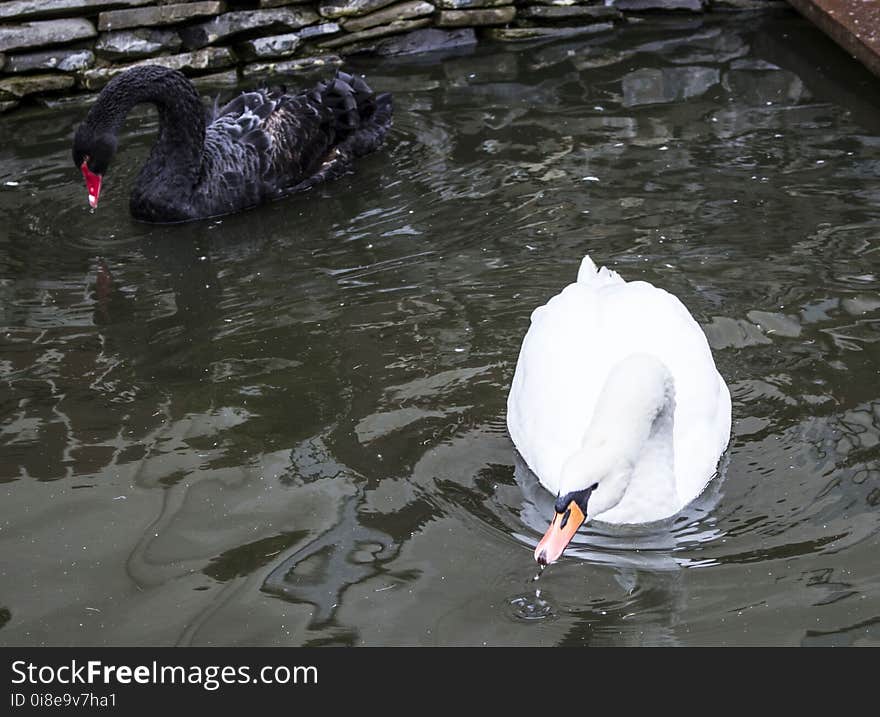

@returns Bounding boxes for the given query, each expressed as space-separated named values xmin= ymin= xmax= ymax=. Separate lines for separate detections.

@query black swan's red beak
xmin=80 ymin=161 xmax=102 ymax=209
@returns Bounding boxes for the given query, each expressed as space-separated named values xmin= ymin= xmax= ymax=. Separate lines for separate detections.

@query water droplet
xmin=509 ymin=591 xmax=554 ymax=621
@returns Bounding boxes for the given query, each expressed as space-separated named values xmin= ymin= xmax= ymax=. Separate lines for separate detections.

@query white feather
xmin=507 ymin=256 xmax=731 ymax=524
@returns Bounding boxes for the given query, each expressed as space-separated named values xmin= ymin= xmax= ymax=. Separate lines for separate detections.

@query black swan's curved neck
xmin=85 ymin=66 xmax=205 ymax=192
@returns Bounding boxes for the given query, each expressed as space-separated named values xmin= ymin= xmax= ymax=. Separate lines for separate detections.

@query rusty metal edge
xmin=786 ymin=0 xmax=880 ymax=80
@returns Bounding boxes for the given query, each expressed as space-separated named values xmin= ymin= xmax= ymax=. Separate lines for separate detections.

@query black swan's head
xmin=72 ymin=124 xmax=117 ymax=209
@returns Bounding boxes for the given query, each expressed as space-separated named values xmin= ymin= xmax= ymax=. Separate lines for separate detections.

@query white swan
xmin=506 ymin=256 xmax=732 ymax=565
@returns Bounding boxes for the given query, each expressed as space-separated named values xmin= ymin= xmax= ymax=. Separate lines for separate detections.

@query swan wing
xmin=199 ymin=73 xmax=392 ymax=210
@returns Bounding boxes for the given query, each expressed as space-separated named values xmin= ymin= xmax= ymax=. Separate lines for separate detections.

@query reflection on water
xmin=2 ymin=10 xmax=880 ymax=646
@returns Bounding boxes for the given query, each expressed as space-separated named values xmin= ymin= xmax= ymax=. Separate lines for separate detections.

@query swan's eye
xmin=559 ymin=507 xmax=573 ymax=529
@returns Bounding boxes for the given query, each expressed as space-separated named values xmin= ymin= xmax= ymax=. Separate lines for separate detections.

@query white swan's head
xmin=534 ymin=354 xmax=676 ymax=565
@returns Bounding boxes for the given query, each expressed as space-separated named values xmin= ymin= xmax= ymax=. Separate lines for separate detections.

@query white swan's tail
xmin=577 ymin=255 xmax=623 ymax=287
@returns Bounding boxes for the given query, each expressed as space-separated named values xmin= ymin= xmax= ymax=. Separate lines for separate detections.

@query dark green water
xmin=2 ymin=11 xmax=880 ymax=646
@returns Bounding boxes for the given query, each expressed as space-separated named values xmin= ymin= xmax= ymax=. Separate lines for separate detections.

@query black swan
xmin=71 ymin=65 xmax=393 ymax=223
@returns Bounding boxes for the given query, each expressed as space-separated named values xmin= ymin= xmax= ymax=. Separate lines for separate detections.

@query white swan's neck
xmin=558 ymin=354 xmax=680 ymax=522
xmin=605 ymin=386 xmax=679 ymax=523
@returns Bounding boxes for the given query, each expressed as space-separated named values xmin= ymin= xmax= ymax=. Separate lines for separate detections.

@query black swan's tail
xmin=317 ymin=70 xmax=393 ymax=156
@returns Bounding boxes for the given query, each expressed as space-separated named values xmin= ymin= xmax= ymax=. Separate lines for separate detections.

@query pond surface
xmin=2 ymin=10 xmax=880 ymax=647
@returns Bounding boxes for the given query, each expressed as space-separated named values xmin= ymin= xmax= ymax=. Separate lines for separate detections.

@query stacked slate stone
xmin=0 ymin=0 xmax=788 ymax=113
xmin=489 ymin=0 xmax=621 ymax=43
xmin=493 ymin=0 xmax=790 ymax=43
xmin=0 ymin=1 xmax=349 ymax=112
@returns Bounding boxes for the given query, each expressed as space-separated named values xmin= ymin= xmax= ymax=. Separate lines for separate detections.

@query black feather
xmin=71 ymin=66 xmax=393 ymax=223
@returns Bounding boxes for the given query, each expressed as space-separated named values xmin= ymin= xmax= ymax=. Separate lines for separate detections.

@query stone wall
xmin=0 ymin=0 xmax=786 ymax=112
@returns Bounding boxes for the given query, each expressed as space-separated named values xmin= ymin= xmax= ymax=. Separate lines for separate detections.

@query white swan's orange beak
xmin=534 ymin=501 xmax=586 ymax=565
xmin=81 ymin=161 xmax=102 ymax=209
